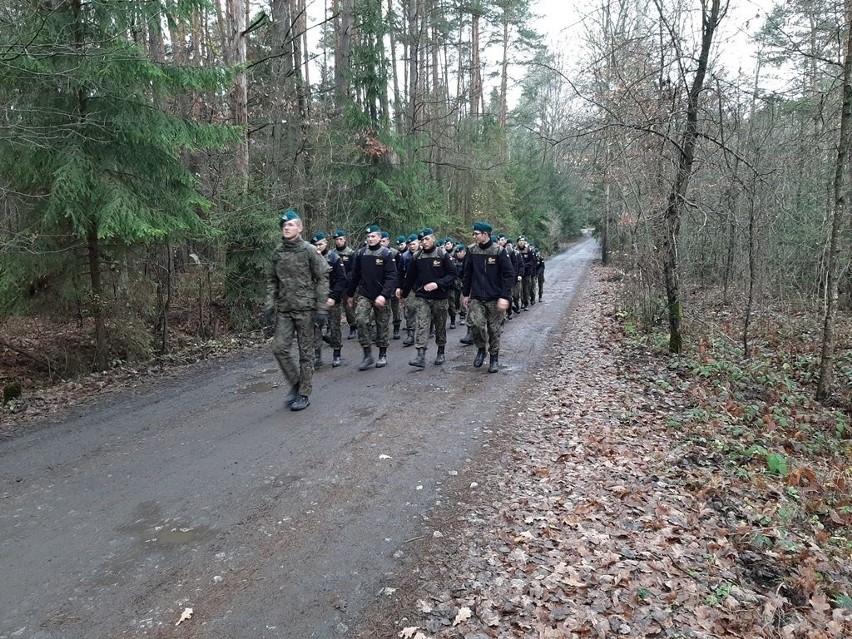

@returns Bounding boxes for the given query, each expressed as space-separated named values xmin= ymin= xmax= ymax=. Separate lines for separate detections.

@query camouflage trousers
xmin=511 ymin=281 xmax=521 ymax=310
xmin=468 ymin=299 xmax=505 ymax=356
xmin=344 ymin=300 xmax=357 ymax=332
xmin=412 ymin=297 xmax=448 ymax=349
xmin=390 ymin=295 xmax=401 ymax=326
xmin=323 ymin=303 xmax=343 ymax=350
xmin=452 ymin=286 xmax=463 ymax=317
xmin=272 ymin=310 xmax=315 ymax=396
xmin=537 ymin=272 xmax=544 ymax=299
xmin=446 ymin=288 xmax=457 ymax=320
xmin=355 ymin=295 xmax=390 ymax=348
xmin=521 ymin=275 xmax=535 ymax=307
xmin=404 ymin=298 xmax=417 ymax=330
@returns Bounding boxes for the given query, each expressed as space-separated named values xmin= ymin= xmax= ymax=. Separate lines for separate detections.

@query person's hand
xmin=263 ymin=305 xmax=276 ymax=326
xmin=395 ymin=288 xmax=403 ymax=299
xmin=374 ymin=295 xmax=387 ymax=307
xmin=462 ymin=296 xmax=470 ymax=310
xmin=517 ymin=276 xmax=522 ymax=282
xmin=423 ymin=282 xmax=438 ymax=292
xmin=326 ymin=298 xmax=336 ymax=308
xmin=346 ymin=297 xmax=354 ymax=308
xmin=496 ymin=298 xmax=510 ymax=311
xmin=314 ymin=313 xmax=328 ymax=327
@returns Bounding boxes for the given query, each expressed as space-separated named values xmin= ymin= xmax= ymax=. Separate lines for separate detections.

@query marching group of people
xmin=264 ymin=210 xmax=546 ymax=411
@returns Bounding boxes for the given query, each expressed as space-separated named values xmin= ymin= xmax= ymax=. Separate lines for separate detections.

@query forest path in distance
xmin=0 ymin=238 xmax=598 ymax=639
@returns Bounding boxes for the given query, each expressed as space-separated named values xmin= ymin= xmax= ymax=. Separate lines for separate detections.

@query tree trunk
xmin=388 ymin=0 xmax=403 ymax=132
xmin=660 ymin=0 xmax=723 ymax=354
xmin=816 ymin=0 xmax=852 ymax=400
xmin=335 ymin=0 xmax=353 ymax=110
xmin=470 ymin=8 xmax=482 ymax=117
xmin=229 ymin=0 xmax=249 ymax=185
xmin=86 ymin=222 xmax=107 ymax=370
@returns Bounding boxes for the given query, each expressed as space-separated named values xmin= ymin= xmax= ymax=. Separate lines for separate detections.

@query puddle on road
xmin=237 ymin=381 xmax=278 ymax=395
xmin=116 ymin=500 xmax=216 ymax=549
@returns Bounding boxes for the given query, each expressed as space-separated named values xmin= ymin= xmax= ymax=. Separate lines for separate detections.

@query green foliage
xmin=216 ymin=186 xmax=278 ymax=329
xmin=766 ymin=452 xmax=789 ymax=476
xmin=333 ymin=114 xmax=444 ymax=235
xmin=0 ymin=1 xmax=238 ymax=342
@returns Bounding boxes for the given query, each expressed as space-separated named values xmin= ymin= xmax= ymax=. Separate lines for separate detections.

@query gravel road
xmin=0 ymin=238 xmax=598 ymax=639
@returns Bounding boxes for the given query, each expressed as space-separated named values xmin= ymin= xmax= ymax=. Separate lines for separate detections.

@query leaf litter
xmin=357 ymin=265 xmax=852 ymax=639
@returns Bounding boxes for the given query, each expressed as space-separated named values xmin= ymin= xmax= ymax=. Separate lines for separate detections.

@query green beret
xmin=396 ymin=235 xmax=407 ymax=244
xmin=473 ymin=221 xmax=492 ymax=233
xmin=517 ymin=235 xmax=526 ymax=242
xmin=381 ymin=231 xmax=390 ymax=239
xmin=334 ymin=228 xmax=347 ymax=238
xmin=407 ymin=233 xmax=418 ymax=243
xmin=419 ymin=227 xmax=435 ymax=239
xmin=454 ymin=243 xmax=466 ymax=253
xmin=279 ymin=209 xmax=301 ymax=227
xmin=311 ymin=231 xmax=326 ymax=244
xmin=366 ymin=224 xmax=381 ymax=234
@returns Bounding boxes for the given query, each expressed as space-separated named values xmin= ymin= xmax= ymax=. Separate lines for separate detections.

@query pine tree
xmin=0 ymin=0 xmax=238 ymax=369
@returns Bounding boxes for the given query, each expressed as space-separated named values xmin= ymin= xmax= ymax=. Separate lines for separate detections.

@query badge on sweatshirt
xmin=487 ymin=257 xmax=497 ymax=265
xmin=376 ymin=259 xmax=384 ymax=265
xmin=432 ymin=260 xmax=441 ymax=267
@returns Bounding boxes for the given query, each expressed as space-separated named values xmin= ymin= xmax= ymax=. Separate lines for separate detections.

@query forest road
xmin=0 ymin=238 xmax=598 ymax=639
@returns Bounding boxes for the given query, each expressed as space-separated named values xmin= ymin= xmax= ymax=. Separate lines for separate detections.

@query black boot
xmin=403 ymin=329 xmax=415 ymax=346
xmin=473 ymin=347 xmax=486 ymax=368
xmin=290 ymin=394 xmax=310 ymax=411
xmin=409 ymin=347 xmax=426 ymax=368
xmin=284 ymin=384 xmax=300 ymax=406
xmin=393 ymin=322 xmax=401 ymax=340
xmin=449 ymin=314 xmax=456 ymax=329
xmin=376 ymin=347 xmax=388 ymax=368
xmin=348 ymin=327 xmax=357 ymax=340
xmin=332 ymin=349 xmax=342 ymax=368
xmin=488 ymin=354 xmax=499 ymax=373
xmin=460 ymin=327 xmax=474 ymax=345
xmin=359 ymin=347 xmax=374 ymax=371
xmin=434 ymin=346 xmax=445 ymax=365
xmin=314 ymin=347 xmax=323 ymax=367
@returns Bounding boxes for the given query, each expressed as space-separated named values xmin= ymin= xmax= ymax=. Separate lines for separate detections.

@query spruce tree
xmin=0 ymin=0 xmax=238 ymax=369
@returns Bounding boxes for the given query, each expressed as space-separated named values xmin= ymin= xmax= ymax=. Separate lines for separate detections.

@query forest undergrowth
xmin=358 ymin=265 xmax=852 ymax=639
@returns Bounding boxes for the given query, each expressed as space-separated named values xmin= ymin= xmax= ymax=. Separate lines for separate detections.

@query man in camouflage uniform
xmin=381 ymin=231 xmax=403 ymax=340
xmin=516 ymin=236 xmax=536 ymax=310
xmin=265 ymin=210 xmax=330 ymax=411
xmin=331 ymin=229 xmax=358 ymax=339
xmin=498 ymin=235 xmax=522 ymax=319
xmin=462 ymin=220 xmax=515 ymax=373
xmin=400 ymin=233 xmax=420 ymax=346
xmin=311 ymin=231 xmax=347 ymax=368
xmin=397 ymin=227 xmax=457 ymax=367
xmin=346 ymin=225 xmax=397 ymax=370
xmin=442 ymin=238 xmax=459 ymax=329
xmin=536 ymin=245 xmax=545 ymax=302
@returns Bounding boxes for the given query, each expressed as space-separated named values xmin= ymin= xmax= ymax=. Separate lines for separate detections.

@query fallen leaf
xmin=810 ymin=592 xmax=831 ymax=614
xmin=175 ymin=607 xmax=193 ymax=626
xmin=452 ymin=606 xmax=472 ymax=626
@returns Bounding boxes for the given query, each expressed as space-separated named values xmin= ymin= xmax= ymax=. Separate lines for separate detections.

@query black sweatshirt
xmin=401 ymin=246 xmax=457 ymax=299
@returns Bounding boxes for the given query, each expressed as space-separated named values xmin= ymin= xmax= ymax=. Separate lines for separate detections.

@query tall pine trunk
xmin=816 ymin=0 xmax=852 ymax=400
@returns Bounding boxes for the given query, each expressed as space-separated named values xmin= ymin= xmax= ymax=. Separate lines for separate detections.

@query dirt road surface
xmin=0 ymin=239 xmax=597 ymax=639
